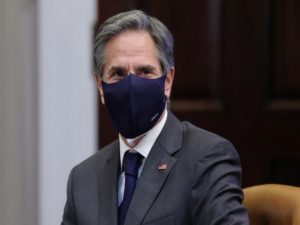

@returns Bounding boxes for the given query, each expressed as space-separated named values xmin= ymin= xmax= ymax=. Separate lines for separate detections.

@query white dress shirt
xmin=118 ymin=109 xmax=168 ymax=205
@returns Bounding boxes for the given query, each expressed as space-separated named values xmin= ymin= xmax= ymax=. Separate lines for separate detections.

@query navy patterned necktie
xmin=118 ymin=151 xmax=143 ymax=225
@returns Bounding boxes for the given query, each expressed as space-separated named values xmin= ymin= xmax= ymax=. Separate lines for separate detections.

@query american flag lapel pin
xmin=158 ymin=163 xmax=167 ymax=170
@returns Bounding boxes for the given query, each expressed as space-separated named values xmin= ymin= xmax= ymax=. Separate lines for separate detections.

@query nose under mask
xmin=102 ymin=73 xmax=167 ymax=138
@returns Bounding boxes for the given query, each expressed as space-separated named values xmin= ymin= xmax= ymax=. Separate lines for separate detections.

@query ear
xmin=164 ymin=67 xmax=175 ymax=98
xmin=94 ymin=73 xmax=105 ymax=105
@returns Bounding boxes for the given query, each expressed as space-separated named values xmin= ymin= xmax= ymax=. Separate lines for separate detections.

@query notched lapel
xmin=125 ymin=111 xmax=183 ymax=225
xmin=97 ymin=141 xmax=120 ymax=225
xmin=124 ymin=144 xmax=179 ymax=224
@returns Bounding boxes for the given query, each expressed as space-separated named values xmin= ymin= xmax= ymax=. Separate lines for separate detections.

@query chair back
xmin=243 ymin=184 xmax=300 ymax=225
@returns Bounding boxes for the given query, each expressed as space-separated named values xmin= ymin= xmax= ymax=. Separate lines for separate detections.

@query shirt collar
xmin=119 ymin=109 xmax=168 ymax=168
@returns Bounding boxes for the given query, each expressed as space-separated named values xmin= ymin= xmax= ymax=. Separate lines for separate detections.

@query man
xmin=62 ymin=10 xmax=249 ymax=225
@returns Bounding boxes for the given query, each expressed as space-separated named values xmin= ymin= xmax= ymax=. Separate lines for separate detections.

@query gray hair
xmin=94 ymin=10 xmax=174 ymax=78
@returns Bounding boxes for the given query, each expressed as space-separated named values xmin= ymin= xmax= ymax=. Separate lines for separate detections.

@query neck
xmin=121 ymin=134 xmax=145 ymax=149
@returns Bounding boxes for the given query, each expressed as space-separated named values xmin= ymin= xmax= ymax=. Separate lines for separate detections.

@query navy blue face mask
xmin=102 ymin=73 xmax=167 ymax=138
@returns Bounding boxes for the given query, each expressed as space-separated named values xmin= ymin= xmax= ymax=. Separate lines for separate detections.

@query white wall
xmin=38 ymin=0 xmax=97 ymax=224
xmin=0 ymin=0 xmax=97 ymax=224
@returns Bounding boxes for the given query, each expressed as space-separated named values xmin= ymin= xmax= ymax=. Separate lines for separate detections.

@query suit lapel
xmin=124 ymin=112 xmax=183 ymax=225
xmin=97 ymin=141 xmax=120 ymax=225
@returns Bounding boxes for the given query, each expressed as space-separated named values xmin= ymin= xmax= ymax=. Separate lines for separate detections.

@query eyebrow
xmin=107 ymin=66 xmax=127 ymax=75
xmin=107 ymin=64 xmax=158 ymax=75
xmin=136 ymin=65 xmax=157 ymax=73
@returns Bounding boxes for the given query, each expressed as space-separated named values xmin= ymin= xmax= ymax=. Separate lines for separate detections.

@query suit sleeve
xmin=61 ymin=167 xmax=78 ymax=225
xmin=190 ymin=140 xmax=249 ymax=225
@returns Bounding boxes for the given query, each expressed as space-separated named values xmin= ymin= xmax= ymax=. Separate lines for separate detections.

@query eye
xmin=137 ymin=67 xmax=156 ymax=78
xmin=142 ymin=68 xmax=151 ymax=74
xmin=104 ymin=68 xmax=127 ymax=83
xmin=114 ymin=69 xmax=126 ymax=77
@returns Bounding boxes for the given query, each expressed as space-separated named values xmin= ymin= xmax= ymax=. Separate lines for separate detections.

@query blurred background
xmin=0 ymin=0 xmax=299 ymax=225
xmin=99 ymin=0 xmax=300 ymax=186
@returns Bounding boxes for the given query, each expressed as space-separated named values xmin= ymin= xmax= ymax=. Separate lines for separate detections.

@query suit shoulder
xmin=180 ymin=121 xmax=237 ymax=155
xmin=182 ymin=121 xmax=226 ymax=143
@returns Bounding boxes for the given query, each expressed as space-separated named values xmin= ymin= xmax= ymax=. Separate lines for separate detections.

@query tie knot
xmin=123 ymin=151 xmax=143 ymax=178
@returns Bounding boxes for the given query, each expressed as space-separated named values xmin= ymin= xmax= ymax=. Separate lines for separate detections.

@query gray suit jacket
xmin=61 ymin=112 xmax=249 ymax=225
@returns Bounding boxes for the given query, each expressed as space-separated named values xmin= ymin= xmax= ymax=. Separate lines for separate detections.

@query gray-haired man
xmin=61 ymin=10 xmax=249 ymax=225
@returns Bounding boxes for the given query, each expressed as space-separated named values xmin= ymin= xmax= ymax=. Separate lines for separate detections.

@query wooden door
xmin=96 ymin=0 xmax=300 ymax=187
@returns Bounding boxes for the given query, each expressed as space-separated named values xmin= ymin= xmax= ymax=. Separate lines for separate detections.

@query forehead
xmin=104 ymin=30 xmax=158 ymax=60
xmin=102 ymin=30 xmax=161 ymax=75
xmin=107 ymin=30 xmax=156 ymax=49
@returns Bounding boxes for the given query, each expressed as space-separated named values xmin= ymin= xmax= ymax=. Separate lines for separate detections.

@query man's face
xmin=96 ymin=30 xmax=174 ymax=105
